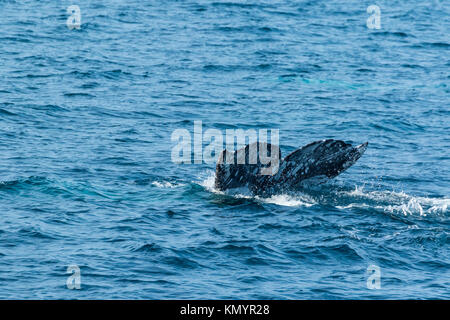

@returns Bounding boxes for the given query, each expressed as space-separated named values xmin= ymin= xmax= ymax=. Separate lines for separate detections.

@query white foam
xmin=341 ymin=185 xmax=449 ymax=216
xmin=198 ymin=171 xmax=220 ymax=193
xmin=199 ymin=171 xmax=316 ymax=207
xmin=151 ymin=181 xmax=184 ymax=188
xmin=198 ymin=172 xmax=448 ymax=214
xmin=257 ymin=194 xmax=316 ymax=207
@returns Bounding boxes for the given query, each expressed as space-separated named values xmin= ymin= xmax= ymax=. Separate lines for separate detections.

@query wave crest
xmin=199 ymin=171 xmax=448 ymax=215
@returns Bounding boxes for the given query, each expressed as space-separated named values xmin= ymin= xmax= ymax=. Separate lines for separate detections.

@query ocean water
xmin=0 ymin=0 xmax=449 ymax=299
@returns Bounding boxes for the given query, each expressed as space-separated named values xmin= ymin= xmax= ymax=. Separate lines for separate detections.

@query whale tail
xmin=215 ymin=139 xmax=368 ymax=195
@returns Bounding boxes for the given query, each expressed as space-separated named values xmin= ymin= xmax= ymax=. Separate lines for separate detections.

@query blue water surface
xmin=0 ymin=0 xmax=449 ymax=299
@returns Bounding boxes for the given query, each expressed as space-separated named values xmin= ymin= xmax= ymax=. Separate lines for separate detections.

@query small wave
xmin=151 ymin=181 xmax=185 ymax=189
xmin=0 ymin=176 xmax=48 ymax=190
xmin=256 ymin=194 xmax=315 ymax=207
xmin=0 ymin=108 xmax=17 ymax=116
xmin=422 ymin=42 xmax=450 ymax=48
xmin=385 ymin=198 xmax=448 ymax=216
xmin=63 ymin=92 xmax=95 ymax=98
xmin=199 ymin=171 xmax=448 ymax=215
xmin=211 ymin=1 xmax=261 ymax=9
xmin=372 ymin=31 xmax=410 ymax=38
xmin=18 ymin=227 xmax=58 ymax=240
xmin=339 ymin=186 xmax=449 ymax=217
xmin=199 ymin=171 xmax=315 ymax=207
xmin=133 ymin=243 xmax=163 ymax=253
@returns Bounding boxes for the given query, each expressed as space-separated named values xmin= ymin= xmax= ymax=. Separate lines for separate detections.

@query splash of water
xmin=199 ymin=172 xmax=448 ymax=215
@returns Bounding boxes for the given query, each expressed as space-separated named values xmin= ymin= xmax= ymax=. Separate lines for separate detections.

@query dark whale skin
xmin=215 ymin=139 xmax=368 ymax=196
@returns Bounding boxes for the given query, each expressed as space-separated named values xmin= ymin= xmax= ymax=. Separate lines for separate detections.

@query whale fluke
xmin=215 ymin=139 xmax=368 ymax=195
